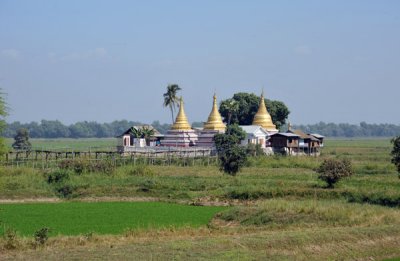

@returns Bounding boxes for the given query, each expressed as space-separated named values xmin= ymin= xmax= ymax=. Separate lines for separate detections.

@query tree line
xmin=293 ymin=122 xmax=400 ymax=137
xmin=3 ymin=120 xmax=172 ymax=138
xmin=4 ymin=120 xmax=399 ymax=139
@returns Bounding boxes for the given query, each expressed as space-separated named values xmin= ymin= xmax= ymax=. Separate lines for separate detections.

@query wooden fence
xmin=2 ymin=147 xmax=219 ymax=169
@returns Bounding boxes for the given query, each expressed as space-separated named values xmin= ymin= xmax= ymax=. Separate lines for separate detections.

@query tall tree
xmin=219 ymin=99 xmax=239 ymax=125
xmin=163 ymin=84 xmax=182 ymax=124
xmin=219 ymin=92 xmax=290 ymax=129
xmin=0 ymin=89 xmax=7 ymax=156
xmin=12 ymin=128 xmax=32 ymax=150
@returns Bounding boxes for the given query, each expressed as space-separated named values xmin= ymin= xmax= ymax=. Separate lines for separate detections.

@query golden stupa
xmin=252 ymin=92 xmax=277 ymax=131
xmin=203 ymin=94 xmax=226 ymax=132
xmin=171 ymin=97 xmax=192 ymax=131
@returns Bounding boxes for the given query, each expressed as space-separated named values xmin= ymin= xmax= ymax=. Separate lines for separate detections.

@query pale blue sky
xmin=1 ymin=0 xmax=399 ymax=125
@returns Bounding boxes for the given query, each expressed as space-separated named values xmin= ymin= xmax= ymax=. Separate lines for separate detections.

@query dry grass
xmin=1 ymin=225 xmax=399 ymax=260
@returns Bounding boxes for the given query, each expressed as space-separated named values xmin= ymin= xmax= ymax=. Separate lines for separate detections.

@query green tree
xmin=214 ymin=125 xmax=247 ymax=176
xmin=130 ymin=126 xmax=155 ymax=146
xmin=12 ymin=128 xmax=32 ymax=150
xmin=391 ymin=136 xmax=400 ymax=177
xmin=141 ymin=126 xmax=155 ymax=146
xmin=219 ymin=92 xmax=290 ymax=129
xmin=219 ymin=98 xmax=239 ymax=125
xmin=0 ymin=89 xmax=8 ymax=156
xmin=226 ymin=124 xmax=246 ymax=142
xmin=316 ymin=158 xmax=354 ymax=188
xmin=129 ymin=127 xmax=142 ymax=139
xmin=163 ymin=84 xmax=181 ymax=124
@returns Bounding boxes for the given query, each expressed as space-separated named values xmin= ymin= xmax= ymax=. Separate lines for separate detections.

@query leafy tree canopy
xmin=214 ymin=125 xmax=247 ymax=176
xmin=12 ymin=128 xmax=32 ymax=150
xmin=226 ymin=124 xmax=246 ymax=143
xmin=163 ymin=84 xmax=181 ymax=124
xmin=391 ymin=136 xmax=400 ymax=177
xmin=219 ymin=92 xmax=290 ymax=129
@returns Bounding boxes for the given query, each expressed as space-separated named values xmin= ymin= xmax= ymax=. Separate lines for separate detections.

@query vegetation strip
xmin=0 ymin=202 xmax=226 ymax=236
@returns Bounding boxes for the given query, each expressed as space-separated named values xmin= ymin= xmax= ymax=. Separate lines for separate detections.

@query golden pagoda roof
xmin=171 ymin=97 xmax=192 ymax=131
xmin=252 ymin=92 xmax=277 ymax=131
xmin=203 ymin=94 xmax=226 ymax=132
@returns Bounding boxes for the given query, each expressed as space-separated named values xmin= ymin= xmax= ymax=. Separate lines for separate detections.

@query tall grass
xmin=217 ymin=199 xmax=400 ymax=228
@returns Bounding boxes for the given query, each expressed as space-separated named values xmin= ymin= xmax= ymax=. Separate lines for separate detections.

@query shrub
xmin=391 ymin=136 xmax=400 ymax=177
xmin=137 ymin=179 xmax=158 ymax=192
xmin=59 ymin=159 xmax=115 ymax=174
xmin=46 ymin=170 xmax=70 ymax=184
xmin=316 ymin=158 xmax=353 ymax=188
xmin=58 ymin=159 xmax=89 ymax=174
xmin=55 ymin=184 xmax=76 ymax=198
xmin=89 ymin=160 xmax=115 ymax=174
xmin=3 ymin=228 xmax=19 ymax=250
xmin=34 ymin=227 xmax=51 ymax=246
xmin=246 ymin=143 xmax=264 ymax=157
xmin=215 ymin=131 xmax=247 ymax=176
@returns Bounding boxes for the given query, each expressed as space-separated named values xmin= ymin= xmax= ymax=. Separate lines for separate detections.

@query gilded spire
xmin=203 ymin=94 xmax=226 ymax=132
xmin=171 ymin=97 xmax=192 ymax=130
xmin=252 ymin=92 xmax=277 ymax=131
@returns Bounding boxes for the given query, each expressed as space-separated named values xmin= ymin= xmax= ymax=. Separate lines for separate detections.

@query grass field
xmin=5 ymin=138 xmax=118 ymax=151
xmin=0 ymin=202 xmax=225 ymax=236
xmin=0 ymin=138 xmax=399 ymax=260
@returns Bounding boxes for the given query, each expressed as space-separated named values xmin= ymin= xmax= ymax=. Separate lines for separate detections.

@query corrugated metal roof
xmin=239 ymin=125 xmax=268 ymax=135
xmin=310 ymin=133 xmax=325 ymax=138
xmin=271 ymin=132 xmax=300 ymax=138
xmin=288 ymin=129 xmax=320 ymax=141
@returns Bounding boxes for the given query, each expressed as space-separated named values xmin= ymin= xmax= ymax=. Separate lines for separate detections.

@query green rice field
xmin=0 ymin=201 xmax=225 ymax=236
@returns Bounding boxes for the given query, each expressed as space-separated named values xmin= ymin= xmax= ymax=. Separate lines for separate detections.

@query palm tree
xmin=141 ymin=126 xmax=155 ymax=146
xmin=220 ymin=98 xmax=239 ymax=125
xmin=129 ymin=127 xmax=142 ymax=139
xmin=163 ymin=84 xmax=181 ymax=124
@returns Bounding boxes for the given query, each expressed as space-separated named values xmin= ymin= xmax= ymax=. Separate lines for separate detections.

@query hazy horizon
xmin=1 ymin=1 xmax=399 ymax=125
xmin=5 ymin=118 xmax=400 ymax=127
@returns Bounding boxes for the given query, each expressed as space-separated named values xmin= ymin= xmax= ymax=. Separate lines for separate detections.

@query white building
xmin=239 ymin=125 xmax=269 ymax=148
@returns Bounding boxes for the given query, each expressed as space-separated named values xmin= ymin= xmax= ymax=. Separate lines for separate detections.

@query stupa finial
xmin=252 ymin=91 xmax=277 ymax=132
xmin=170 ymin=96 xmax=192 ymax=130
xmin=203 ymin=93 xmax=226 ymax=132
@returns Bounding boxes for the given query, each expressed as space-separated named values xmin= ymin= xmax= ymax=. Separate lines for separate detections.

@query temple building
xmin=197 ymin=94 xmax=226 ymax=147
xmin=161 ymin=97 xmax=198 ymax=147
xmin=239 ymin=125 xmax=269 ymax=148
xmin=252 ymin=92 xmax=278 ymax=134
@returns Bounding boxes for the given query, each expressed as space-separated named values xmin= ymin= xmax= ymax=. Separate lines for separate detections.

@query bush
xmin=316 ymin=158 xmax=353 ymax=188
xmin=214 ymin=130 xmax=247 ymax=176
xmin=218 ymin=144 xmax=247 ymax=176
xmin=89 ymin=160 xmax=115 ymax=174
xmin=137 ymin=179 xmax=158 ymax=192
xmin=3 ymin=228 xmax=19 ymax=250
xmin=34 ymin=227 xmax=51 ymax=246
xmin=246 ymin=143 xmax=264 ymax=157
xmin=55 ymin=184 xmax=76 ymax=198
xmin=391 ymin=136 xmax=400 ymax=177
xmin=58 ymin=159 xmax=89 ymax=174
xmin=59 ymin=159 xmax=115 ymax=174
xmin=46 ymin=170 xmax=70 ymax=184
